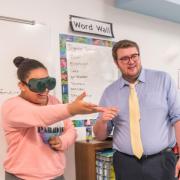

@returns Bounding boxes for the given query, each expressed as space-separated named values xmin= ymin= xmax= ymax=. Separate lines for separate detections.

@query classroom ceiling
xmin=115 ymin=0 xmax=180 ymax=24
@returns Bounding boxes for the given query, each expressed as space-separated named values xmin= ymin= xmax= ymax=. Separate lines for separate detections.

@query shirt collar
xmin=119 ymin=68 xmax=146 ymax=89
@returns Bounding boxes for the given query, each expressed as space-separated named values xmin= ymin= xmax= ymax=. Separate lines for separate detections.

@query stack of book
xmin=96 ymin=149 xmax=115 ymax=180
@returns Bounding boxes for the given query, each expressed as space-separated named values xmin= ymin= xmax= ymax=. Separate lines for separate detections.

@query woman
xmin=2 ymin=56 xmax=102 ymax=180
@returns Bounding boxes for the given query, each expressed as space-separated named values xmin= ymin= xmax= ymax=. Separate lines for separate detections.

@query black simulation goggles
xmin=22 ymin=77 xmax=56 ymax=93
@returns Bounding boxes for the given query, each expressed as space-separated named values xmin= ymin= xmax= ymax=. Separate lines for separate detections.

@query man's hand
xmin=48 ymin=136 xmax=62 ymax=151
xmin=68 ymin=92 xmax=104 ymax=115
xmin=93 ymin=107 xmax=119 ymax=141
xmin=175 ymin=158 xmax=180 ymax=179
xmin=100 ymin=107 xmax=119 ymax=122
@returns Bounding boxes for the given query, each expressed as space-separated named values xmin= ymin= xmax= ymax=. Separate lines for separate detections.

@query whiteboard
xmin=66 ymin=42 xmax=117 ymax=103
xmin=0 ymin=21 xmax=51 ymax=102
xmin=0 ymin=21 xmax=50 ymax=179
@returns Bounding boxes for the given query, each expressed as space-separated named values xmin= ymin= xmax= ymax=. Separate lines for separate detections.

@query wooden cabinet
xmin=75 ymin=139 xmax=112 ymax=180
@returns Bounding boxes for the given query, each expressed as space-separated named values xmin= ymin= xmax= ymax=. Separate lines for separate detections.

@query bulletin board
xmin=59 ymin=34 xmax=118 ymax=125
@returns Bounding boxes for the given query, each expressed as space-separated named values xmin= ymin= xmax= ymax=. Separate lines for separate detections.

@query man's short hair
xmin=112 ymin=40 xmax=140 ymax=61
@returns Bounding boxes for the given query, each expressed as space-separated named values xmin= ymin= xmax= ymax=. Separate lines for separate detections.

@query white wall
xmin=1 ymin=0 xmax=180 ymax=180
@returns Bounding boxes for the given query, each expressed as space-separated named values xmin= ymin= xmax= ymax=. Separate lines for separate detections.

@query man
xmin=93 ymin=39 xmax=180 ymax=180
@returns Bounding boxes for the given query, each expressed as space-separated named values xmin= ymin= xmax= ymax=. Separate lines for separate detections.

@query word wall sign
xmin=69 ymin=15 xmax=114 ymax=38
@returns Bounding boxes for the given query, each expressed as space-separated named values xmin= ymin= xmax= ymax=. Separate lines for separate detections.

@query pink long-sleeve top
xmin=1 ymin=95 xmax=76 ymax=180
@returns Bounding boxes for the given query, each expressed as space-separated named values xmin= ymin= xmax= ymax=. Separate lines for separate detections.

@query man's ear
xmin=18 ymin=82 xmax=26 ymax=91
xmin=114 ymin=60 xmax=118 ymax=67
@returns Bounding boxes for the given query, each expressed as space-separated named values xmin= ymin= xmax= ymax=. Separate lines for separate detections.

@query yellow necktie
xmin=129 ymin=83 xmax=143 ymax=159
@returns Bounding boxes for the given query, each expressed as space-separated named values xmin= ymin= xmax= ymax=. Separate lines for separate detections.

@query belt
xmin=141 ymin=147 xmax=173 ymax=159
xmin=117 ymin=147 xmax=173 ymax=159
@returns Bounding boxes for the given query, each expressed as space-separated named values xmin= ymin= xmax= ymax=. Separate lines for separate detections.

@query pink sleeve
xmin=59 ymin=119 xmax=77 ymax=151
xmin=2 ymin=99 xmax=71 ymax=128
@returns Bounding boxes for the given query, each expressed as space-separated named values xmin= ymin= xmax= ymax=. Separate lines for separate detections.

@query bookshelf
xmin=75 ymin=139 xmax=112 ymax=180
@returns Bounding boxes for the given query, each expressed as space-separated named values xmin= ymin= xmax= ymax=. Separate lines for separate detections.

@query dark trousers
xmin=113 ymin=150 xmax=177 ymax=180
xmin=5 ymin=172 xmax=65 ymax=180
